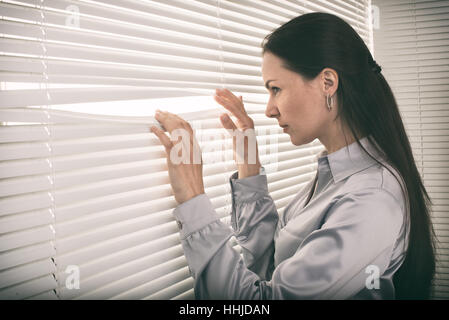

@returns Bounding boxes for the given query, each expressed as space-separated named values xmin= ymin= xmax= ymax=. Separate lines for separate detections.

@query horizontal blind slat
xmin=0 ymin=274 xmax=58 ymax=300
xmin=1 ymin=0 xmax=369 ymax=300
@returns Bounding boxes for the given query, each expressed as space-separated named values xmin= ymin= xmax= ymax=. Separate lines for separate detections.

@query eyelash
xmin=271 ymin=87 xmax=280 ymax=95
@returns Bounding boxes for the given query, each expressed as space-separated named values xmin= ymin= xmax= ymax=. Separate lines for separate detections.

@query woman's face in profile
xmin=262 ymin=52 xmax=332 ymax=146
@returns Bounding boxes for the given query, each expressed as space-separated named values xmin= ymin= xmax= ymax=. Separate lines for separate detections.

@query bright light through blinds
xmin=0 ymin=0 xmax=371 ymax=300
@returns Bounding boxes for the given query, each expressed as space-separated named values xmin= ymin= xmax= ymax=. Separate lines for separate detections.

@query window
xmin=0 ymin=0 xmax=372 ymax=299
xmin=372 ymin=0 xmax=449 ymax=299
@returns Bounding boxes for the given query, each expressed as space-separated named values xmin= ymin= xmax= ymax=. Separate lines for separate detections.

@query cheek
xmin=287 ymin=95 xmax=320 ymax=126
xmin=286 ymin=92 xmax=327 ymax=140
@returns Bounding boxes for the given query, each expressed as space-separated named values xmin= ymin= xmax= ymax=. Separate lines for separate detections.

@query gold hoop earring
xmin=326 ymin=94 xmax=333 ymax=111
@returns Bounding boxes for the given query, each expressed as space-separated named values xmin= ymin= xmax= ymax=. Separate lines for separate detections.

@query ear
xmin=321 ymin=68 xmax=339 ymax=97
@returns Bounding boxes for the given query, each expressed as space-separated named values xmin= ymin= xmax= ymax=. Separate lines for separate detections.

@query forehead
xmin=262 ymin=52 xmax=299 ymax=84
xmin=262 ymin=52 xmax=283 ymax=76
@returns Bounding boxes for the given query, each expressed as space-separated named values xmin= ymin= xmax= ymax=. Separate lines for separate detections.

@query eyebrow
xmin=265 ymin=79 xmax=276 ymax=89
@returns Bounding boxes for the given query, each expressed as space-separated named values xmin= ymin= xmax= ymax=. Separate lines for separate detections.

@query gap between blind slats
xmin=26 ymin=289 xmax=59 ymax=300
xmin=0 ymin=158 xmax=317 ymax=234
xmin=0 ymin=158 xmax=315 ymax=214
xmin=0 ymin=0 xmax=366 ymax=57
xmin=0 ymin=59 xmax=264 ymax=88
xmin=0 ymin=137 xmax=321 ymax=180
xmin=0 ymin=72 xmax=263 ymax=92
xmin=0 ymin=150 xmax=320 ymax=217
xmin=52 ymin=215 xmax=242 ymax=277
xmin=377 ymin=1 xmax=449 ymax=12
xmin=0 ymin=35 xmax=262 ymax=77
xmin=0 ymin=141 xmax=321 ymax=184
xmin=147 ymin=277 xmax=194 ymax=300
xmin=90 ymin=0 xmax=278 ymax=33
xmin=68 ymin=241 xmax=241 ymax=300
xmin=0 ymin=137 xmax=318 ymax=180
xmin=3 ymin=204 xmax=282 ymax=298
xmin=0 ymin=9 xmax=261 ymax=61
xmin=0 ymin=102 xmax=271 ymax=126
xmin=374 ymin=38 xmax=449 ymax=50
xmin=172 ymin=288 xmax=194 ymax=300
xmin=0 ymin=241 xmax=56 ymax=270
xmin=0 ymin=146 xmax=317 ymax=198
xmin=0 ymin=258 xmax=56 ymax=290
xmin=200 ymin=0 xmax=295 ymax=25
xmin=0 ymin=274 xmax=57 ymax=300
xmin=0 ymin=108 xmax=273 ymax=127
xmin=0 ymin=121 xmax=282 ymax=144
xmin=0 ymin=18 xmax=261 ymax=65
xmin=382 ymin=11 xmax=449 ymax=24
xmin=372 ymin=26 xmax=449 ymax=39
xmin=0 ymin=127 xmax=291 ymax=161
xmin=0 ymin=86 xmax=263 ymax=112
xmin=242 ymin=0 xmax=370 ymax=36
xmin=58 ymin=237 xmax=243 ymax=300
xmin=58 ymin=245 xmax=187 ymax=300
xmin=0 ymin=163 xmax=317 ymax=237
xmin=0 ymin=0 xmax=262 ymax=53
xmin=7 ymin=0 xmax=267 ymax=45
xmin=1 ymin=182 xmax=309 ymax=267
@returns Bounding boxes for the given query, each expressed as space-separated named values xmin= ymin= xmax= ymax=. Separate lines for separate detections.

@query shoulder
xmin=324 ymin=163 xmax=407 ymax=235
xmin=340 ymin=161 xmax=407 ymax=214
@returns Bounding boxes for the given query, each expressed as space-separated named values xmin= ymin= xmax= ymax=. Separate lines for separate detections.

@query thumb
xmin=220 ymin=113 xmax=237 ymax=131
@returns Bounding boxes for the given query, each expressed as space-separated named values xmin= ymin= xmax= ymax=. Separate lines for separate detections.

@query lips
xmin=280 ymin=124 xmax=289 ymax=133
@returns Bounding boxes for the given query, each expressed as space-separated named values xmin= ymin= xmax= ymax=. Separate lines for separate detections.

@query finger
xmin=218 ymin=88 xmax=244 ymax=107
xmin=155 ymin=110 xmax=190 ymax=134
xmin=214 ymin=95 xmax=246 ymax=119
xmin=213 ymin=94 xmax=233 ymax=110
xmin=220 ymin=113 xmax=237 ymax=131
xmin=150 ymin=125 xmax=172 ymax=152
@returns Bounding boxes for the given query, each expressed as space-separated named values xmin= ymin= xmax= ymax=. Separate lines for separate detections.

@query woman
xmin=150 ymin=13 xmax=436 ymax=299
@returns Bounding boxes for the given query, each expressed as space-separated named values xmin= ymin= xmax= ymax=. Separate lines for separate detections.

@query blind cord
xmin=39 ymin=0 xmax=61 ymax=299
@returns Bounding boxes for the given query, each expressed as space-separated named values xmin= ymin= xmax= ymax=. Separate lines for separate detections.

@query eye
xmin=271 ymin=87 xmax=280 ymax=95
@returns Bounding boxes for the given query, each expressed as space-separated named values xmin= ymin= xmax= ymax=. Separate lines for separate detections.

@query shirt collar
xmin=316 ymin=135 xmax=386 ymax=183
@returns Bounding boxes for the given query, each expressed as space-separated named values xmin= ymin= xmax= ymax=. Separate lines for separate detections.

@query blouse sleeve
xmin=173 ymin=188 xmax=404 ymax=300
xmin=228 ymin=167 xmax=279 ymax=279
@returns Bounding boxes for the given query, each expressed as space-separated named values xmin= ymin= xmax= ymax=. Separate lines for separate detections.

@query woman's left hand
xmin=150 ymin=110 xmax=205 ymax=204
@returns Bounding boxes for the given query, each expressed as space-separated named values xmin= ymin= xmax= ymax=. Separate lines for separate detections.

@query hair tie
xmin=371 ymin=60 xmax=382 ymax=74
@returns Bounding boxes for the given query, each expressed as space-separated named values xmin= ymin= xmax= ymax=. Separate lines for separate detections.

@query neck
xmin=319 ymin=122 xmax=358 ymax=155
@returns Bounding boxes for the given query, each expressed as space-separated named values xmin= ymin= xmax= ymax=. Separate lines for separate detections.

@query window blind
xmin=372 ymin=0 xmax=449 ymax=299
xmin=0 ymin=0 xmax=372 ymax=300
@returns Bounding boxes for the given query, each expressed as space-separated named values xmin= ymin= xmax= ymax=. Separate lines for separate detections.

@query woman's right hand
xmin=214 ymin=88 xmax=261 ymax=179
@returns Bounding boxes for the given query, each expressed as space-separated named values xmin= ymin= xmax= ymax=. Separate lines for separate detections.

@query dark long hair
xmin=262 ymin=12 xmax=436 ymax=299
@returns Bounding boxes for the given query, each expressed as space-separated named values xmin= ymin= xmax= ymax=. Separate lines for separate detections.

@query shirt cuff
xmin=172 ymin=193 xmax=220 ymax=239
xmin=229 ymin=166 xmax=269 ymax=203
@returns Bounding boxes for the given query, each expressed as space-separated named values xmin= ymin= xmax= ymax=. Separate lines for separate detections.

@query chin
xmin=290 ymin=133 xmax=314 ymax=146
xmin=289 ymin=135 xmax=302 ymax=146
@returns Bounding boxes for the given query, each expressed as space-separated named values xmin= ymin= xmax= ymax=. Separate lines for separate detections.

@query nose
xmin=265 ymin=97 xmax=280 ymax=119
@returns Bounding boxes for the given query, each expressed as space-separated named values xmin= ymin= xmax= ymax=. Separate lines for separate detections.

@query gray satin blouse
xmin=172 ymin=136 xmax=410 ymax=299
